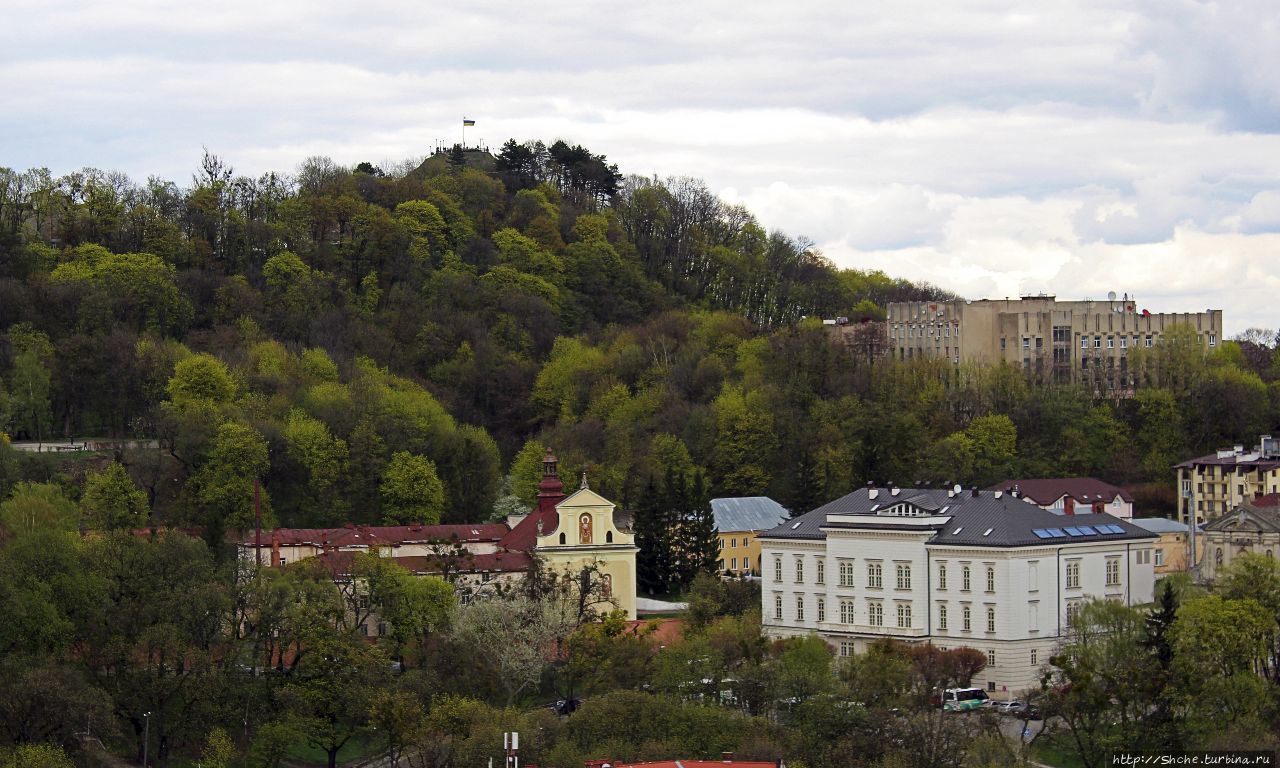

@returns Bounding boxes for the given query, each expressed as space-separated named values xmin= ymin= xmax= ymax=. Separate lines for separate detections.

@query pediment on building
xmin=1203 ymin=505 xmax=1280 ymax=534
xmin=558 ymin=487 xmax=616 ymax=510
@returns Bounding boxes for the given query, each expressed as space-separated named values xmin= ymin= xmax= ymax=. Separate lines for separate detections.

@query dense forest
xmin=2 ymin=140 xmax=1277 ymax=533
xmin=2 ymin=142 xmax=1280 ymax=767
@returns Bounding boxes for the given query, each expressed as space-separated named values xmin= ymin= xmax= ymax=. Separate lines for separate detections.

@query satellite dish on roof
xmin=1107 ymin=291 xmax=1117 ymax=301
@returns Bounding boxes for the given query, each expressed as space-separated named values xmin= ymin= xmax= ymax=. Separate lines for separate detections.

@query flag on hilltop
xmin=462 ymin=118 xmax=475 ymax=126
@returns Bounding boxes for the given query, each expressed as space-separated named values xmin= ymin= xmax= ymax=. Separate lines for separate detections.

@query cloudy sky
xmin=4 ymin=0 xmax=1279 ymax=332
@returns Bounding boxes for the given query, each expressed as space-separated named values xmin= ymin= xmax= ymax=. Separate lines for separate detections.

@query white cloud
xmin=2 ymin=0 xmax=1280 ymax=333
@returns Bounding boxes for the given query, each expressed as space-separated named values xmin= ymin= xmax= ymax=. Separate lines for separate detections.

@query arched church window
xmin=606 ymin=530 xmax=613 ymax=543
xmin=559 ymin=532 xmax=566 ymax=545
xmin=579 ymin=513 xmax=593 ymax=544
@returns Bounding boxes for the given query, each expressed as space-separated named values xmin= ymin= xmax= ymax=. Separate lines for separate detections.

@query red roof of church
xmin=498 ymin=507 xmax=560 ymax=551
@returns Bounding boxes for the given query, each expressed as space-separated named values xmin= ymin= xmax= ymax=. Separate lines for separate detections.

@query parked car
xmin=992 ymin=699 xmax=1024 ymax=713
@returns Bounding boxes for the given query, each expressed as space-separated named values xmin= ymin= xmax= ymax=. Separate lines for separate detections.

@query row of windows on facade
xmin=717 ymin=556 xmax=759 ymax=572
xmin=891 ymin=324 xmax=960 ymax=340
xmin=774 ymin=594 xmax=1007 ymax=633
xmin=779 ymin=594 xmax=1103 ymax=636
xmin=775 ymin=556 xmax=1127 ymax=590
xmin=899 ymin=347 xmax=961 ymax=363
xmin=718 ymin=536 xmax=753 ymax=549
xmin=998 ymin=333 xmax=1217 ymax=351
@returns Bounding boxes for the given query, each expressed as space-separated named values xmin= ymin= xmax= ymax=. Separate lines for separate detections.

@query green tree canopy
xmin=380 ymin=451 xmax=445 ymax=525
xmin=81 ymin=463 xmax=148 ymax=530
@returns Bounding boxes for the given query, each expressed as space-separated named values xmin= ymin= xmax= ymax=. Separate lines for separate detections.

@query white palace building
xmin=759 ymin=486 xmax=1157 ymax=693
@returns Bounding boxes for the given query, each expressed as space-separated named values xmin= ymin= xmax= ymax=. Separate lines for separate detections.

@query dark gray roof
xmin=760 ymin=487 xmax=1157 ymax=548
xmin=711 ymin=497 xmax=790 ymax=533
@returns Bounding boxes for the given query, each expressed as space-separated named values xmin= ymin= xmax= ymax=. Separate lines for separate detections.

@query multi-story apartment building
xmin=758 ymin=487 xmax=1156 ymax=693
xmin=885 ymin=295 xmax=1222 ymax=392
xmin=1175 ymin=436 xmax=1280 ymax=526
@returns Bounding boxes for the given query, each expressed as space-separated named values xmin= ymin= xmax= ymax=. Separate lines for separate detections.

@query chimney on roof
xmin=971 ymin=487 xmax=979 ymax=497
xmin=723 ymin=753 xmax=734 ymax=762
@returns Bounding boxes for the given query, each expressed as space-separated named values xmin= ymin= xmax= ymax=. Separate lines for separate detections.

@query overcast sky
xmin=4 ymin=0 xmax=1279 ymax=332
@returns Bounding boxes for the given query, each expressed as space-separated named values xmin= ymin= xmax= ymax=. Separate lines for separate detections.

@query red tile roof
xmin=498 ymin=507 xmax=560 ymax=551
xmin=987 ymin=477 xmax=1133 ymax=505
xmin=627 ymin=618 xmax=684 ymax=647
xmin=1251 ymin=492 xmax=1280 ymax=508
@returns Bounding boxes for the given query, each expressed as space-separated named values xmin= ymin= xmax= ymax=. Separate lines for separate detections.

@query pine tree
xmin=634 ymin=474 xmax=672 ymax=595
xmin=664 ymin=468 xmax=688 ymax=588
xmin=1142 ymin=579 xmax=1183 ymax=750
xmin=785 ymin=449 xmax=825 ymax=517
xmin=680 ymin=471 xmax=720 ymax=587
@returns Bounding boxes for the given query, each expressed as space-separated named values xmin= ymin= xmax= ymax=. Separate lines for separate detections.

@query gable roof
xmin=498 ymin=506 xmax=560 ymax=551
xmin=711 ymin=497 xmax=791 ymax=532
xmin=987 ymin=477 xmax=1134 ymax=505
xmin=761 ymin=487 xmax=1155 ymax=548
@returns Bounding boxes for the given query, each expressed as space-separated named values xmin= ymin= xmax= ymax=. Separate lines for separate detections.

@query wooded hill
xmin=0 ymin=140 xmax=1277 ymax=531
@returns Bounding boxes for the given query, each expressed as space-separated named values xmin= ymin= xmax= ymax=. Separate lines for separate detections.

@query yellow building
xmin=1174 ymin=437 xmax=1280 ymax=526
xmin=1130 ymin=517 xmax=1202 ymax=574
xmin=533 ymin=484 xmax=639 ymax=619
xmin=712 ymin=496 xmax=790 ymax=576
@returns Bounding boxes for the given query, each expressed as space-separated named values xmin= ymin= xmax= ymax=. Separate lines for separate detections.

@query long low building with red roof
xmin=237 ymin=449 xmax=641 ymax=618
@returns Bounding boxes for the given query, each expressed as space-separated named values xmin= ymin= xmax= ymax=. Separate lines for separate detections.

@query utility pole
xmin=142 ymin=711 xmax=151 ymax=767
xmin=1183 ymin=472 xmax=1198 ymax=578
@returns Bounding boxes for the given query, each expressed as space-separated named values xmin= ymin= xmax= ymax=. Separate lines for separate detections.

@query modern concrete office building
xmin=885 ymin=295 xmax=1223 ymax=393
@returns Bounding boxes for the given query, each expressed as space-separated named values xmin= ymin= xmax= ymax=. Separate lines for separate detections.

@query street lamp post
xmin=142 ymin=711 xmax=151 ymax=767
